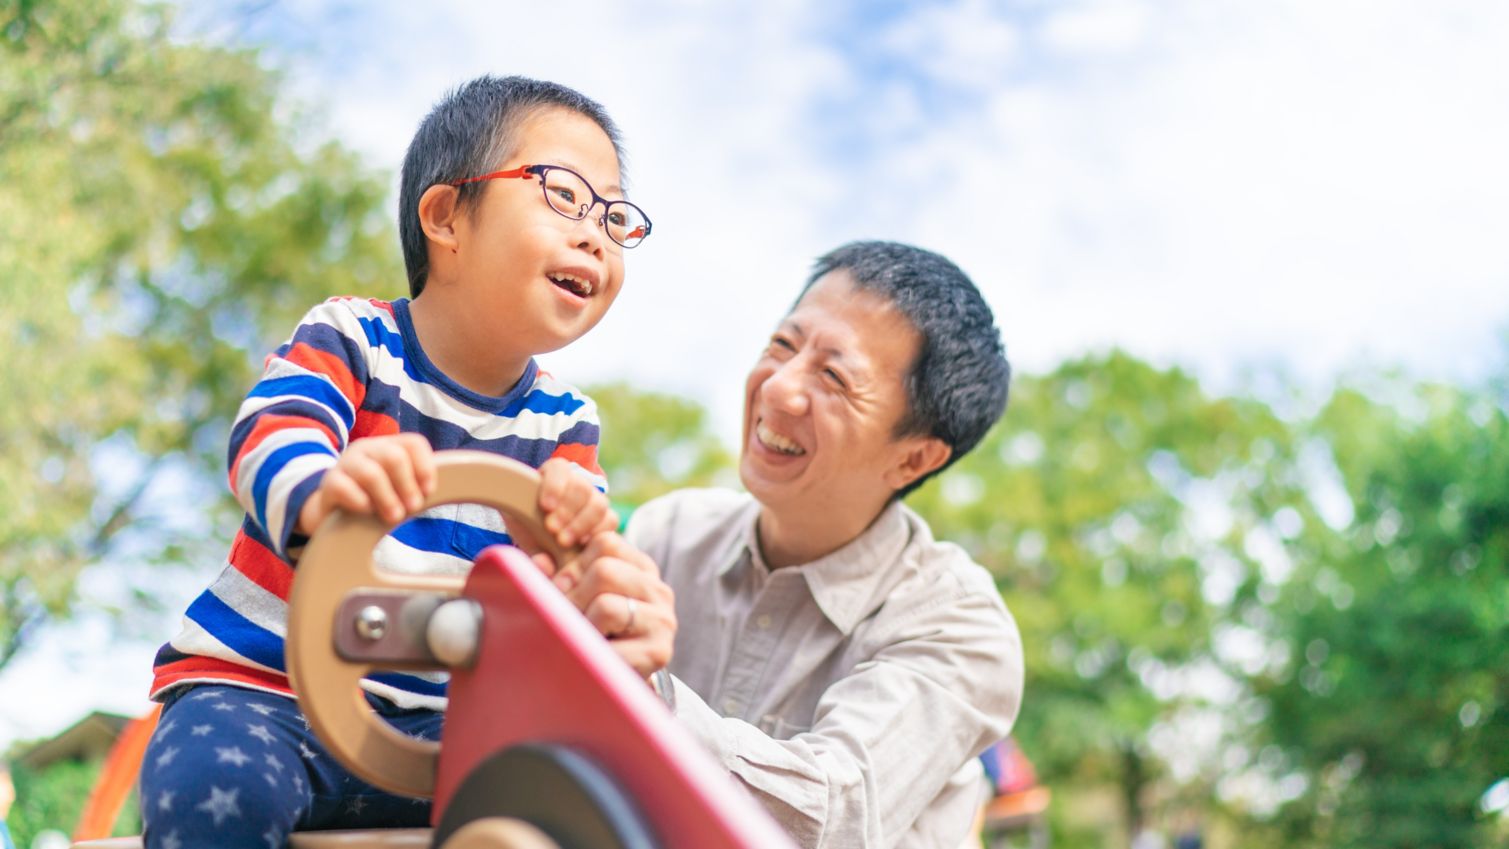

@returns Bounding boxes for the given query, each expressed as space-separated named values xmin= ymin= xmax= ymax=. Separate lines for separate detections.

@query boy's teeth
xmin=548 ymin=273 xmax=591 ymax=296
xmin=757 ymin=421 xmax=805 ymax=456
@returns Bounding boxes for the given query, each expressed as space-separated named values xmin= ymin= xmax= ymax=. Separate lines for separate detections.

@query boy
xmin=139 ymin=75 xmax=653 ymax=849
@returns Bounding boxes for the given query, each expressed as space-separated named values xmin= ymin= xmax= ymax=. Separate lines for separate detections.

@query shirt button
xmin=756 ymin=614 xmax=773 ymax=629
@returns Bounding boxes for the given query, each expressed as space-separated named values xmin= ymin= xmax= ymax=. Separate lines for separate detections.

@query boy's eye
xmin=823 ymin=368 xmax=847 ymax=389
xmin=551 ymin=186 xmax=577 ymax=204
xmin=606 ymin=209 xmax=627 ymax=227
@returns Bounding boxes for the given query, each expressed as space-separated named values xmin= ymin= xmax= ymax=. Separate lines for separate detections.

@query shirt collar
xmin=723 ymin=499 xmax=916 ymax=635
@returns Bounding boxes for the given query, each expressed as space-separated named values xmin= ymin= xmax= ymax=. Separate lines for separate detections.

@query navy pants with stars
xmin=139 ymin=684 xmax=443 ymax=849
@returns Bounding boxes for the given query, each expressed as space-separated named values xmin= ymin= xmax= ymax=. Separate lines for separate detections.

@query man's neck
xmin=755 ymin=500 xmax=888 ymax=570
xmin=409 ymin=289 xmax=531 ymax=397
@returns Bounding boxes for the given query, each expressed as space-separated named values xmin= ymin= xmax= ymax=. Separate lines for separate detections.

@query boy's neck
xmin=408 ymin=290 xmax=532 ymax=397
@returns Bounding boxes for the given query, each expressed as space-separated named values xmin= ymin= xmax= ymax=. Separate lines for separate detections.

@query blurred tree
xmin=1254 ymin=381 xmax=1509 ymax=848
xmin=588 ymin=381 xmax=736 ymax=514
xmin=908 ymin=351 xmax=1316 ymax=845
xmin=5 ymin=758 xmax=140 ymax=847
xmin=0 ymin=0 xmax=402 ymax=667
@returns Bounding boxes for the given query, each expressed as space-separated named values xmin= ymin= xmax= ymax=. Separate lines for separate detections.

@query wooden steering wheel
xmin=286 ymin=451 xmax=581 ymax=799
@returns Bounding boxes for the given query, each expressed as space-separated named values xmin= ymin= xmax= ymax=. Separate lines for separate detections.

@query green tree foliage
xmin=0 ymin=0 xmax=402 ymax=666
xmin=908 ymin=351 xmax=1316 ymax=842
xmin=588 ymin=381 xmax=736 ymax=513
xmin=6 ymin=757 xmax=140 ymax=846
xmin=1254 ymin=381 xmax=1509 ymax=848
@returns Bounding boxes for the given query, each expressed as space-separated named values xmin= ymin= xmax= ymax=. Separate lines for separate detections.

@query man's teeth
xmin=548 ymin=273 xmax=592 ymax=296
xmin=757 ymin=422 xmax=805 ymax=456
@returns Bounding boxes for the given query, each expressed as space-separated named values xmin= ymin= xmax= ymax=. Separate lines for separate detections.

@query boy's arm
xmin=228 ymin=299 xmax=372 ymax=562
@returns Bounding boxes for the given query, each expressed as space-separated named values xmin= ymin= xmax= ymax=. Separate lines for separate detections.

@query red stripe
xmin=367 ymin=298 xmax=396 ymax=318
xmin=228 ymin=530 xmax=293 ymax=601
xmin=354 ymin=408 xmax=400 ymax=438
xmin=283 ymin=341 xmax=366 ymax=411
xmin=229 ymin=413 xmax=340 ymax=488
xmin=150 ymin=659 xmax=292 ymax=698
xmin=551 ymin=442 xmax=604 ymax=476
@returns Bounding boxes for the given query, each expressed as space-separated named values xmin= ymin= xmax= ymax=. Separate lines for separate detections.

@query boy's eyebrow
xmin=548 ymin=159 xmax=623 ymax=196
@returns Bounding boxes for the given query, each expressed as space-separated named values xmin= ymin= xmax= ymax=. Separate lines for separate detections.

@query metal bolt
xmin=354 ymin=605 xmax=389 ymax=641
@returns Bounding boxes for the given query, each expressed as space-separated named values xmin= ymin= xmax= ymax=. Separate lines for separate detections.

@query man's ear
xmin=418 ymin=184 xmax=463 ymax=254
xmin=885 ymin=435 xmax=951 ymax=493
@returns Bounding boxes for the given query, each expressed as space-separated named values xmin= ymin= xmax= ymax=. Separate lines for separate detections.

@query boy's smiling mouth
xmin=548 ymin=270 xmax=596 ymax=298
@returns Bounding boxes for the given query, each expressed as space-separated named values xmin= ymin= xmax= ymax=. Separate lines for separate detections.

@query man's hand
xmin=296 ymin=434 xmax=437 ymax=534
xmin=537 ymin=531 xmax=676 ymax=679
xmin=536 ymin=457 xmax=617 ymax=548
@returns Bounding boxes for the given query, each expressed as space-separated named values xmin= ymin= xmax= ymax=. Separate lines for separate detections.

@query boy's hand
xmin=297 ymin=434 xmax=437 ymax=534
xmin=536 ymin=457 xmax=617 ymax=549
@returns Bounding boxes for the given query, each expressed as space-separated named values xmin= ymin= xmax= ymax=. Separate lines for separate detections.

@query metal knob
xmin=354 ymin=604 xmax=389 ymax=641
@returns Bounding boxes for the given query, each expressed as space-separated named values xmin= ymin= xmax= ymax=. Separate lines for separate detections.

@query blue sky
xmin=6 ymin=0 xmax=1509 ymax=751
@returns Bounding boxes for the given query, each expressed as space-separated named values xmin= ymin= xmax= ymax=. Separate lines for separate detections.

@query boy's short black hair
xmin=398 ymin=75 xmax=624 ymax=297
xmin=801 ymin=240 xmax=1011 ymax=498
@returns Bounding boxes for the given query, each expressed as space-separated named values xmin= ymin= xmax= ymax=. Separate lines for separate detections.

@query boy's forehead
xmin=515 ymin=108 xmax=624 ymax=193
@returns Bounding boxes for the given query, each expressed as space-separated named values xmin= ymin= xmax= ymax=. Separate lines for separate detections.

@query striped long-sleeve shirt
xmin=151 ymin=296 xmax=605 ymax=709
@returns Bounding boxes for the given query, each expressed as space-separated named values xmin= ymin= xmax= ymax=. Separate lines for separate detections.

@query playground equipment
xmin=74 ymin=451 xmax=796 ymax=849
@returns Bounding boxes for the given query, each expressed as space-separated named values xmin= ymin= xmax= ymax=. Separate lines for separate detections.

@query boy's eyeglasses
xmin=448 ymin=164 xmax=652 ymax=249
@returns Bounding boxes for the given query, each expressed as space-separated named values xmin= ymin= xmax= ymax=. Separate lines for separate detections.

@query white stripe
xmin=233 ymin=427 xmax=337 ymax=524
xmin=263 ymin=450 xmax=339 ymax=546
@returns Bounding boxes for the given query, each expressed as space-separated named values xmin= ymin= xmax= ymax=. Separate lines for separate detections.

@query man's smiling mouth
xmin=756 ymin=420 xmax=806 ymax=456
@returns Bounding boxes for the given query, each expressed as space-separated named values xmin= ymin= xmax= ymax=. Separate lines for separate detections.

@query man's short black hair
xmin=802 ymin=240 xmax=1011 ymax=498
xmin=398 ymin=75 xmax=623 ymax=297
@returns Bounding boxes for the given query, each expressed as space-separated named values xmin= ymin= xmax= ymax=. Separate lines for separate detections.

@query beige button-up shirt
xmin=625 ymin=489 xmax=1024 ymax=849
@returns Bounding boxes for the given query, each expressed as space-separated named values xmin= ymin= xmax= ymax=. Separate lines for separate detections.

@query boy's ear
xmin=418 ymin=184 xmax=463 ymax=253
xmin=883 ymin=435 xmax=951 ymax=493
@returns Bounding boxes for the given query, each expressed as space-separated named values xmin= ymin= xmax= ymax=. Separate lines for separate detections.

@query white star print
xmin=194 ymin=690 xmax=224 ymax=701
xmin=191 ymin=724 xmax=214 ymax=736
xmin=264 ymin=826 xmax=281 ymax=849
xmin=212 ymin=702 xmax=238 ymax=712
xmin=263 ymin=772 xmax=279 ymax=789
xmin=293 ymin=774 xmax=304 ymax=793
xmin=265 ymin=753 xmax=285 ymax=772
xmin=247 ymin=702 xmax=276 ymax=716
xmin=215 ymin=746 xmax=251 ymax=767
xmin=154 ymin=746 xmax=180 ymax=768
xmin=196 ymin=786 xmax=242 ymax=826
xmin=157 ymin=790 xmax=175 ymax=812
xmin=157 ymin=719 xmax=178 ymax=737
xmin=246 ymin=723 xmax=277 ymax=745
xmin=346 ymin=795 xmax=368 ymax=815
xmin=161 ymin=829 xmax=182 ymax=849
xmin=299 ymin=741 xmax=317 ymax=760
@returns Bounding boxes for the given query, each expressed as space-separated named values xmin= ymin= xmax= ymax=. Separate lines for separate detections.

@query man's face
xmin=740 ymin=271 xmax=939 ymax=522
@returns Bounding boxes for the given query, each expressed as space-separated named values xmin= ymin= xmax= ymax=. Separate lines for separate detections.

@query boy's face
xmin=451 ymin=108 xmax=626 ymax=355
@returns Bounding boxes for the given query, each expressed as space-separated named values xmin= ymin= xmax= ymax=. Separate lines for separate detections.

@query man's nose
xmin=762 ymin=360 xmax=810 ymax=416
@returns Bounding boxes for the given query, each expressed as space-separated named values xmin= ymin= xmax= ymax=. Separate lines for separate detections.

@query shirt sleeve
xmin=665 ymin=578 xmax=1020 ymax=843
xmin=546 ymin=391 xmax=608 ymax=494
xmin=226 ymin=299 xmax=371 ymax=561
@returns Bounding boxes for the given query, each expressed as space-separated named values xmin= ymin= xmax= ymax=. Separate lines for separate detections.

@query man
xmin=602 ymin=241 xmax=1024 ymax=848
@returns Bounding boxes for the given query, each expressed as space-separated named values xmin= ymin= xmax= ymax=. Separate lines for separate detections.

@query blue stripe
xmin=368 ymin=671 xmax=447 ymax=698
xmin=358 ymin=315 xmax=424 ymax=383
xmin=449 ymin=525 xmax=514 ymax=561
xmin=184 ymin=591 xmax=286 ymax=673
xmin=229 ymin=399 xmax=347 ymax=470
xmin=247 ymin=376 xmax=356 ymax=431
xmin=389 ymin=517 xmax=514 ymax=559
xmin=252 ymin=442 xmax=336 ymax=536
xmin=501 ymin=389 xmax=587 ymax=418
